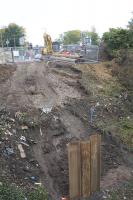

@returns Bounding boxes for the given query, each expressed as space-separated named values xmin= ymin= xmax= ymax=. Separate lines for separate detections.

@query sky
xmin=0 ymin=0 xmax=133 ymax=45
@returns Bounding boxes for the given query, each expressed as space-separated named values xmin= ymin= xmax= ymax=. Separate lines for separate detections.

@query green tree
xmin=60 ymin=29 xmax=99 ymax=45
xmin=0 ymin=23 xmax=25 ymax=47
xmin=127 ymin=12 xmax=133 ymax=30
xmin=82 ymin=31 xmax=99 ymax=45
xmin=102 ymin=28 xmax=133 ymax=57
xmin=63 ymin=30 xmax=81 ymax=45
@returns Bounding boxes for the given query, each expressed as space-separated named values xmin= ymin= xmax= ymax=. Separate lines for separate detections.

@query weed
xmin=0 ymin=182 xmax=48 ymax=200
xmin=0 ymin=182 xmax=25 ymax=200
xmin=28 ymin=186 xmax=48 ymax=200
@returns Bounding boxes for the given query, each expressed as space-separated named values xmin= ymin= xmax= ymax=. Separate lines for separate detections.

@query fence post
xmin=11 ymin=48 xmax=14 ymax=62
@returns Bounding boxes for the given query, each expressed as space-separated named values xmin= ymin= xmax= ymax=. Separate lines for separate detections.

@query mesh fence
xmin=0 ymin=45 xmax=99 ymax=64
xmin=0 ymin=47 xmax=42 ymax=63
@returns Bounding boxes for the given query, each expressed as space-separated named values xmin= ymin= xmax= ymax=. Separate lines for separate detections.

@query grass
xmin=96 ymin=117 xmax=133 ymax=150
xmin=101 ymin=79 xmax=122 ymax=97
xmin=75 ymin=63 xmax=133 ymax=150
xmin=0 ymin=182 xmax=48 ymax=200
xmin=106 ymin=180 xmax=133 ymax=200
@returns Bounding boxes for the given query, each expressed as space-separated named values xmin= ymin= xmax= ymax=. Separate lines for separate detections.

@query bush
xmin=102 ymin=28 xmax=133 ymax=58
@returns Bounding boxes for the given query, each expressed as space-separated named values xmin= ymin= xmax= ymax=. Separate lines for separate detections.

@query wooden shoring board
xmin=68 ymin=142 xmax=81 ymax=200
xmin=90 ymin=134 xmax=101 ymax=193
xmin=80 ymin=140 xmax=91 ymax=198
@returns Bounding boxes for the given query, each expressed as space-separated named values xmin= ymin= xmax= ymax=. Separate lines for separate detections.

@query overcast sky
xmin=0 ymin=0 xmax=133 ymax=45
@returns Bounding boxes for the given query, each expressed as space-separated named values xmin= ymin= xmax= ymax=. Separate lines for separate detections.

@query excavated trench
xmin=0 ymin=62 xmax=132 ymax=200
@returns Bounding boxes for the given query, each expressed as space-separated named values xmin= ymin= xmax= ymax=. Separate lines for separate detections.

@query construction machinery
xmin=42 ymin=33 xmax=98 ymax=64
xmin=42 ymin=32 xmax=53 ymax=55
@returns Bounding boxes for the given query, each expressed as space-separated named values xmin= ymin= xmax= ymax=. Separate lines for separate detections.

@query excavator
xmin=42 ymin=32 xmax=53 ymax=55
xmin=42 ymin=32 xmax=91 ymax=63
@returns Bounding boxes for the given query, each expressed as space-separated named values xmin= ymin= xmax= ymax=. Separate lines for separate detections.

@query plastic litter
xmin=42 ymin=106 xmax=52 ymax=114
xmin=4 ymin=147 xmax=14 ymax=156
xmin=20 ymin=135 xmax=26 ymax=142
xmin=90 ymin=106 xmax=95 ymax=123
xmin=30 ymin=176 xmax=37 ymax=181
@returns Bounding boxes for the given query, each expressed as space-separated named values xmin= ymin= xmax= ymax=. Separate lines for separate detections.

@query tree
xmin=63 ymin=30 xmax=81 ymax=45
xmin=102 ymin=28 xmax=133 ymax=57
xmin=127 ymin=12 xmax=133 ymax=30
xmin=0 ymin=23 xmax=25 ymax=47
xmin=59 ymin=29 xmax=99 ymax=45
xmin=82 ymin=31 xmax=99 ymax=45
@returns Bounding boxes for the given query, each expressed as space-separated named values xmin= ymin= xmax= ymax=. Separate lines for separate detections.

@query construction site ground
xmin=0 ymin=61 xmax=132 ymax=200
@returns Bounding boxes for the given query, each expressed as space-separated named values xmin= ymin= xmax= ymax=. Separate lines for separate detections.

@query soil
xmin=0 ymin=62 xmax=132 ymax=200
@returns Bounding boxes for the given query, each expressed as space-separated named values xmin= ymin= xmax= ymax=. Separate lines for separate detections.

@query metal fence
xmin=0 ymin=44 xmax=99 ymax=64
xmin=0 ymin=47 xmax=42 ymax=64
xmin=62 ymin=44 xmax=99 ymax=61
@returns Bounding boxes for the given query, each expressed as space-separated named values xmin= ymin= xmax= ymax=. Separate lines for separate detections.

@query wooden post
xmin=80 ymin=141 xmax=91 ymax=198
xmin=68 ymin=142 xmax=81 ymax=200
xmin=90 ymin=134 xmax=101 ymax=193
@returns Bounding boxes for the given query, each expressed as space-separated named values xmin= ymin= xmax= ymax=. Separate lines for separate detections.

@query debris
xmin=30 ymin=176 xmax=37 ymax=181
xmin=34 ymin=182 xmax=42 ymax=186
xmin=15 ymin=111 xmax=22 ymax=119
xmin=20 ymin=141 xmax=29 ymax=147
xmin=61 ymin=197 xmax=68 ymax=200
xmin=21 ymin=125 xmax=28 ymax=130
xmin=53 ymin=115 xmax=59 ymax=121
xmin=28 ymin=139 xmax=37 ymax=144
xmin=4 ymin=130 xmax=13 ymax=136
xmin=42 ymin=106 xmax=52 ymax=114
xmin=96 ymin=102 xmax=100 ymax=107
xmin=90 ymin=105 xmax=95 ymax=123
xmin=18 ymin=144 xmax=26 ymax=158
xmin=9 ymin=118 xmax=15 ymax=122
xmin=40 ymin=127 xmax=43 ymax=136
xmin=4 ymin=147 xmax=14 ymax=156
xmin=20 ymin=135 xmax=26 ymax=142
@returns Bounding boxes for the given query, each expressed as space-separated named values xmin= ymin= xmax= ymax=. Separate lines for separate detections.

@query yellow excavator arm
xmin=42 ymin=32 xmax=53 ymax=55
